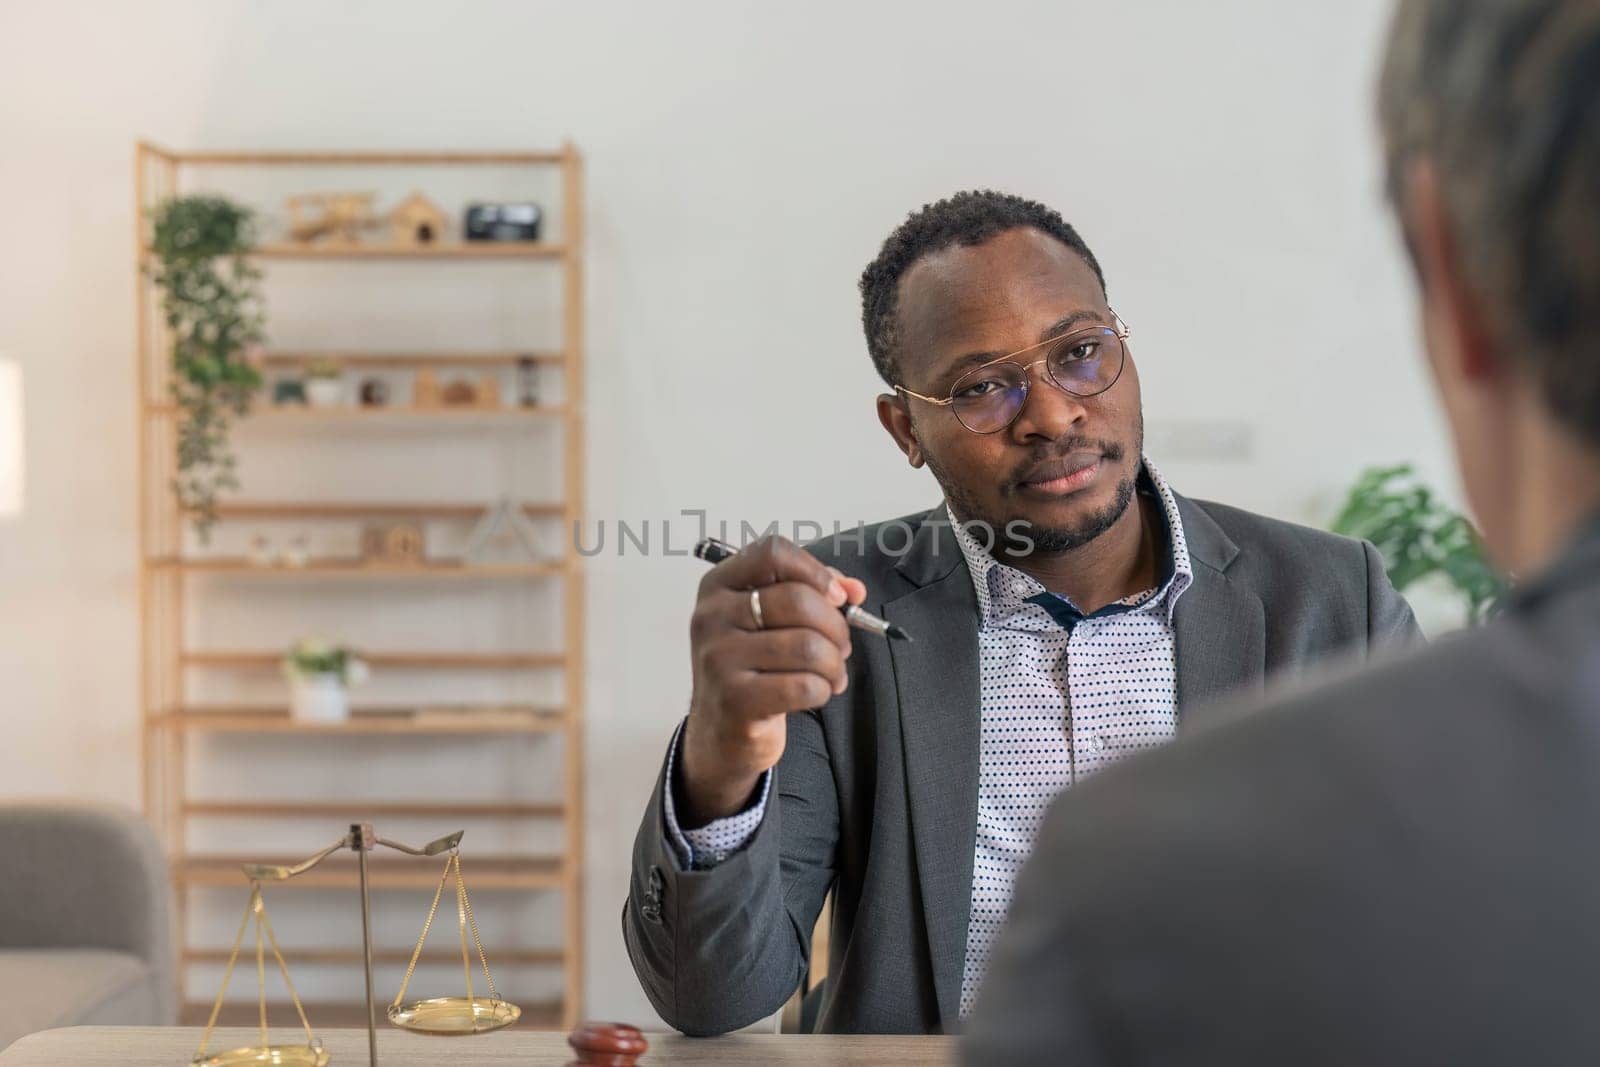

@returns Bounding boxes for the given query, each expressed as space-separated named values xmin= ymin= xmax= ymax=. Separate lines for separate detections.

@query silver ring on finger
xmin=749 ymin=587 xmax=766 ymax=631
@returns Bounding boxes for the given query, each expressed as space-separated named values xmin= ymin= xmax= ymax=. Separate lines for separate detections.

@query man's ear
xmin=1402 ymin=157 xmax=1499 ymax=384
xmin=877 ymin=393 xmax=925 ymax=468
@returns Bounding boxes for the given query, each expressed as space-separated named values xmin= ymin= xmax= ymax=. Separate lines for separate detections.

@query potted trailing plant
xmin=147 ymin=195 xmax=266 ymax=541
xmin=282 ymin=637 xmax=369 ymax=723
xmin=1332 ymin=464 xmax=1505 ymax=627
xmin=304 ymin=358 xmax=345 ymax=408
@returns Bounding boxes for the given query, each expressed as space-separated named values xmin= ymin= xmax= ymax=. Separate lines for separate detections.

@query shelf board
xmin=251 ymin=241 xmax=565 ymax=260
xmin=183 ymin=799 xmax=565 ymax=819
xmin=176 ymin=853 xmax=565 ymax=891
xmin=146 ymin=402 xmax=569 ymax=421
xmin=210 ymin=500 xmax=566 ymax=520
xmin=138 ymin=242 xmax=564 ymax=261
xmin=156 ymin=709 xmax=565 ymax=736
xmin=178 ymin=999 xmax=564 ymax=1030
xmin=167 ymin=149 xmax=566 ymax=166
xmin=183 ymin=947 xmax=564 ymax=967
xmin=250 ymin=404 xmax=568 ymax=419
xmin=259 ymin=351 xmax=565 ymax=369
xmin=180 ymin=651 xmax=565 ymax=670
xmin=150 ymin=557 xmax=563 ymax=577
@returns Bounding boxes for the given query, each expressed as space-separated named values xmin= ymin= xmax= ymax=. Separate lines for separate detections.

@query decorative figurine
xmin=387 ymin=191 xmax=448 ymax=246
xmin=477 ymin=374 xmax=501 ymax=409
xmin=358 ymin=378 xmax=390 ymax=407
xmin=285 ymin=192 xmax=379 ymax=244
xmin=413 ymin=369 xmax=441 ymax=408
xmin=272 ymin=378 xmax=307 ymax=406
xmin=517 ymin=357 xmax=539 ymax=407
xmin=361 ymin=522 xmax=426 ymax=566
xmin=442 ymin=378 xmax=479 ymax=406
xmin=280 ymin=534 xmax=310 ymax=568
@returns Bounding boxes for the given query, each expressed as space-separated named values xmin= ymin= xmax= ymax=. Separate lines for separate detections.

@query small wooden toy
xmin=477 ymin=374 xmax=502 ymax=409
xmin=361 ymin=522 xmax=426 ymax=565
xmin=442 ymin=378 xmax=479 ymax=406
xmin=388 ymin=191 xmax=448 ymax=245
xmin=285 ymin=192 xmax=379 ymax=243
xmin=413 ymin=369 xmax=441 ymax=408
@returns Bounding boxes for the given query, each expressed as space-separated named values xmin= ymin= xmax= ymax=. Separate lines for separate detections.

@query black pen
xmin=693 ymin=536 xmax=912 ymax=642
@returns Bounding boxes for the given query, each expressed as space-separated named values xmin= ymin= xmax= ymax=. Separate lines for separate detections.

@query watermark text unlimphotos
xmin=548 ymin=510 xmax=1038 ymax=558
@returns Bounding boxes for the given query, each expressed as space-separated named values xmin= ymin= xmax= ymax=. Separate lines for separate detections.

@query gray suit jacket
xmin=964 ymin=524 xmax=1600 ymax=1065
xmin=625 ymin=494 xmax=1418 ymax=1036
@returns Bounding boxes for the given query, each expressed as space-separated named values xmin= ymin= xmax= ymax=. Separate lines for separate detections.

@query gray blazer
xmin=625 ymin=495 xmax=1418 ymax=1036
xmin=963 ymin=524 xmax=1600 ymax=1065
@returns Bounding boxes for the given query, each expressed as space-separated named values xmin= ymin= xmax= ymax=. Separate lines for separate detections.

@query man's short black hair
xmin=858 ymin=190 xmax=1108 ymax=386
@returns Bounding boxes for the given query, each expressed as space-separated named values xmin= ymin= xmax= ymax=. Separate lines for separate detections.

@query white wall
xmin=0 ymin=0 xmax=1455 ymax=1026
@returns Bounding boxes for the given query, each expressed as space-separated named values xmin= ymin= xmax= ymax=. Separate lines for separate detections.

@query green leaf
xmin=1331 ymin=463 xmax=1507 ymax=626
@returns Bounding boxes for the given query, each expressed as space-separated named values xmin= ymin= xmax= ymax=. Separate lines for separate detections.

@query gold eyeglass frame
xmin=894 ymin=313 xmax=1130 ymax=434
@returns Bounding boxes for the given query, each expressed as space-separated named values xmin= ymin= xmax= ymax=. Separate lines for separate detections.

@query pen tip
xmin=887 ymin=625 xmax=912 ymax=642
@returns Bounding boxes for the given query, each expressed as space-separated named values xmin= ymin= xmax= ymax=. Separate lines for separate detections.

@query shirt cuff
xmin=661 ymin=718 xmax=771 ymax=870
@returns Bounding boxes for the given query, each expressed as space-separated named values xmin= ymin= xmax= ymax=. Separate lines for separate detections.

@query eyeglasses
xmin=894 ymin=315 xmax=1129 ymax=434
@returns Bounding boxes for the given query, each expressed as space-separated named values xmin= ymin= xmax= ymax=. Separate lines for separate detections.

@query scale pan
xmin=387 ymin=996 xmax=520 ymax=1035
xmin=193 ymin=1044 xmax=329 ymax=1067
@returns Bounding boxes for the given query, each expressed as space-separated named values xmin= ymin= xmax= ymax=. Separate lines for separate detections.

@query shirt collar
xmin=949 ymin=456 xmax=1193 ymax=633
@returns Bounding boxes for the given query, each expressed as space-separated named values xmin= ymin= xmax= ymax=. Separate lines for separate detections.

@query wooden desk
xmin=0 ymin=1026 xmax=959 ymax=1066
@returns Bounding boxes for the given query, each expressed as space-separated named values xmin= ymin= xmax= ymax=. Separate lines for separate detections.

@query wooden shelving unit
xmin=135 ymin=144 xmax=586 ymax=1030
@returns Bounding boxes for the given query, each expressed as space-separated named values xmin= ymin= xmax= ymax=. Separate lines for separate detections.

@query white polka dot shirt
xmin=954 ymin=458 xmax=1191 ymax=1015
xmin=662 ymin=459 xmax=1192 ymax=1019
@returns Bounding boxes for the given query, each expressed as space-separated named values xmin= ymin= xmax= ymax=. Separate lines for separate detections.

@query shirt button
xmin=1091 ymin=734 xmax=1109 ymax=755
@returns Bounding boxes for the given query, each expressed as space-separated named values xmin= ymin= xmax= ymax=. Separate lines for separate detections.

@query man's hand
xmin=679 ymin=536 xmax=868 ymax=826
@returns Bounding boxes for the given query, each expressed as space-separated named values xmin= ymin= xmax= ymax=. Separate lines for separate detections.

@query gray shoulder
xmin=1184 ymin=496 xmax=1376 ymax=574
xmin=1041 ymin=623 xmax=1525 ymax=867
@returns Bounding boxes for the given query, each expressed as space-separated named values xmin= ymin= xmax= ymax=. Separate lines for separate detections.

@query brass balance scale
xmin=191 ymin=824 xmax=520 ymax=1067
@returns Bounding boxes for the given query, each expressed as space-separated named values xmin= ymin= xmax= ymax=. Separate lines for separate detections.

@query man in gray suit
xmin=624 ymin=191 xmax=1417 ymax=1036
xmin=965 ymin=1 xmax=1600 ymax=1063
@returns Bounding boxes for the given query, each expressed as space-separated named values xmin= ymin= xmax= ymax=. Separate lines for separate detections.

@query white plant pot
xmin=290 ymin=672 xmax=350 ymax=722
xmin=306 ymin=378 xmax=344 ymax=408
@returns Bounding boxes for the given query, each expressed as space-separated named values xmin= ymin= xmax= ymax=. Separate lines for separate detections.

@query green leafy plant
xmin=282 ymin=637 xmax=369 ymax=685
xmin=147 ymin=195 xmax=266 ymax=540
xmin=1332 ymin=464 xmax=1505 ymax=624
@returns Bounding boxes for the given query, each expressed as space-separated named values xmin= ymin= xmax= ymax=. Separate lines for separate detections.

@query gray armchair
xmin=0 ymin=803 xmax=175 ymax=1050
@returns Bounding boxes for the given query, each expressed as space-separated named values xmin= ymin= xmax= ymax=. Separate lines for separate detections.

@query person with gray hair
xmin=963 ymin=1 xmax=1600 ymax=1062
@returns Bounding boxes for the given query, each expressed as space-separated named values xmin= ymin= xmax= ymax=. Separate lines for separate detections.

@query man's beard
xmin=926 ymin=432 xmax=1141 ymax=557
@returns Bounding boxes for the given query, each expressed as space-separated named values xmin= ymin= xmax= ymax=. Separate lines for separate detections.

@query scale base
xmin=387 ymin=996 xmax=521 ymax=1035
xmin=193 ymin=1044 xmax=330 ymax=1066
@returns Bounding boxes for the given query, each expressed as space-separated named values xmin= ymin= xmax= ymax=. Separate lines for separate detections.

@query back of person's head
xmin=1380 ymin=0 xmax=1600 ymax=451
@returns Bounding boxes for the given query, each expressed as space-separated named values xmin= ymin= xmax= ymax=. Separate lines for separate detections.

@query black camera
xmin=464 ymin=202 xmax=543 ymax=242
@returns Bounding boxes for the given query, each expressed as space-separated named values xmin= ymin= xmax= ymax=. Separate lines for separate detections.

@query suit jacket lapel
xmin=1173 ymin=496 xmax=1266 ymax=731
xmin=882 ymin=507 xmax=980 ymax=1030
